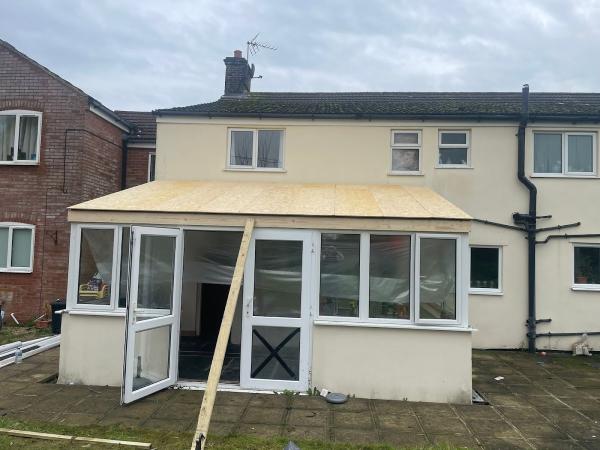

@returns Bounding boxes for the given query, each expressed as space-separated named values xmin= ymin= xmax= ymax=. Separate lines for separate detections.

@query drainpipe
xmin=515 ymin=84 xmax=538 ymax=353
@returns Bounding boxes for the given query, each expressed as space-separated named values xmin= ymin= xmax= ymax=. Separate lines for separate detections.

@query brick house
xmin=0 ymin=39 xmax=156 ymax=321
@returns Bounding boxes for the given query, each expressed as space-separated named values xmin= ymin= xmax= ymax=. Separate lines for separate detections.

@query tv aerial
xmin=246 ymin=33 xmax=276 ymax=79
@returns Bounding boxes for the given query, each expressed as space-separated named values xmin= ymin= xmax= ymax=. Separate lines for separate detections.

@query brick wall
xmin=126 ymin=147 xmax=154 ymax=188
xmin=0 ymin=44 xmax=125 ymax=321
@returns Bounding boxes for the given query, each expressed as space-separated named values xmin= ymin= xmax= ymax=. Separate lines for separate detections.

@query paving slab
xmin=333 ymin=427 xmax=380 ymax=444
xmin=241 ymin=406 xmax=286 ymax=425
xmin=333 ymin=411 xmax=375 ymax=429
xmin=288 ymin=408 xmax=329 ymax=427
xmin=283 ymin=424 xmax=328 ymax=441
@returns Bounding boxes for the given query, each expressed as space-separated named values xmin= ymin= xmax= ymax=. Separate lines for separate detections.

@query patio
xmin=1 ymin=348 xmax=599 ymax=449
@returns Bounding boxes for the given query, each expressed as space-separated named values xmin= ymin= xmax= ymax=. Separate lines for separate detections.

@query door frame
xmin=240 ymin=228 xmax=313 ymax=392
xmin=122 ymin=226 xmax=183 ymax=404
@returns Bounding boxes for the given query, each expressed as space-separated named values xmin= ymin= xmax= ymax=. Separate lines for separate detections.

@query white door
xmin=240 ymin=229 xmax=312 ymax=391
xmin=122 ymin=226 xmax=183 ymax=404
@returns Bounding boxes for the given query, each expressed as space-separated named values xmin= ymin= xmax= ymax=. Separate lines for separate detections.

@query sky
xmin=2 ymin=0 xmax=600 ymax=111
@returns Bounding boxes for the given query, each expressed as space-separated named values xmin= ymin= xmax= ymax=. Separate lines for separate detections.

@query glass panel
xmin=11 ymin=229 xmax=32 ymax=268
xmin=0 ymin=115 xmax=16 ymax=161
xmin=77 ymin=229 xmax=114 ymax=305
xmin=470 ymin=247 xmax=499 ymax=289
xmin=230 ymin=130 xmax=253 ymax=166
xmin=393 ymin=132 xmax=419 ymax=145
xmin=392 ymin=148 xmax=419 ymax=171
xmin=251 ymin=326 xmax=300 ymax=381
xmin=118 ymin=228 xmax=131 ymax=308
xmin=441 ymin=132 xmax=467 ymax=145
xmin=419 ymin=238 xmax=456 ymax=320
xmin=257 ymin=130 xmax=282 ymax=168
xmin=136 ymin=234 xmax=176 ymax=317
xmin=148 ymin=154 xmax=156 ymax=181
xmin=319 ymin=234 xmax=359 ymax=317
xmin=0 ymin=228 xmax=8 ymax=268
xmin=534 ymin=133 xmax=562 ymax=173
xmin=439 ymin=148 xmax=468 ymax=165
xmin=568 ymin=135 xmax=594 ymax=173
xmin=17 ymin=116 xmax=39 ymax=161
xmin=369 ymin=235 xmax=411 ymax=319
xmin=253 ymin=240 xmax=302 ymax=317
xmin=574 ymin=246 xmax=600 ymax=285
xmin=132 ymin=325 xmax=171 ymax=391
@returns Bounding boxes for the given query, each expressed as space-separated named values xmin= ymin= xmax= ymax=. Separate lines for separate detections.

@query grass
xmin=0 ymin=324 xmax=53 ymax=346
xmin=0 ymin=417 xmax=467 ymax=449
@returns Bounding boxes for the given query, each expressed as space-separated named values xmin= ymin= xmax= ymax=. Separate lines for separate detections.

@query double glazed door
xmin=240 ymin=229 xmax=312 ymax=391
xmin=122 ymin=227 xmax=183 ymax=404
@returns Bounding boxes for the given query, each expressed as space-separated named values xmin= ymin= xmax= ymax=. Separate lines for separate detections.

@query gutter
xmin=88 ymin=98 xmax=132 ymax=132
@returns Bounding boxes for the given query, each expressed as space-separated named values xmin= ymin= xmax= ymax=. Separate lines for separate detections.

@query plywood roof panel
xmin=69 ymin=180 xmax=470 ymax=221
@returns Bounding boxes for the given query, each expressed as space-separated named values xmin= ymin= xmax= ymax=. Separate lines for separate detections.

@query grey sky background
xmin=2 ymin=0 xmax=600 ymax=111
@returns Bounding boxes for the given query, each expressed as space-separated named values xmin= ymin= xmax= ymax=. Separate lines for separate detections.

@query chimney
xmin=223 ymin=50 xmax=255 ymax=96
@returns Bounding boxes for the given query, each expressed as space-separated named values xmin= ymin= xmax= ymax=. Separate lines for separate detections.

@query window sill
xmin=531 ymin=174 xmax=597 ymax=179
xmin=435 ymin=165 xmax=473 ymax=170
xmin=0 ymin=268 xmax=33 ymax=274
xmin=223 ymin=167 xmax=287 ymax=173
xmin=469 ymin=289 xmax=503 ymax=296
xmin=388 ymin=171 xmax=424 ymax=177
xmin=0 ymin=161 xmax=39 ymax=166
xmin=313 ymin=319 xmax=473 ymax=332
xmin=571 ymin=285 xmax=600 ymax=292
xmin=63 ymin=309 xmax=125 ymax=317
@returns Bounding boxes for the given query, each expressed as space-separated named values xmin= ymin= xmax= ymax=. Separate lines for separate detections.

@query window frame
xmin=0 ymin=110 xmax=42 ymax=165
xmin=147 ymin=152 xmax=156 ymax=182
xmin=0 ymin=223 xmax=35 ymax=273
xmin=437 ymin=130 xmax=471 ymax=168
xmin=532 ymin=131 xmax=597 ymax=177
xmin=572 ymin=243 xmax=600 ymax=291
xmin=389 ymin=130 xmax=422 ymax=176
xmin=226 ymin=128 xmax=285 ymax=171
xmin=315 ymin=231 xmax=467 ymax=327
xmin=469 ymin=245 xmax=503 ymax=295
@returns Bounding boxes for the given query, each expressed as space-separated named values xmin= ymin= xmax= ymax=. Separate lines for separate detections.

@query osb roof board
xmin=69 ymin=180 xmax=471 ymax=221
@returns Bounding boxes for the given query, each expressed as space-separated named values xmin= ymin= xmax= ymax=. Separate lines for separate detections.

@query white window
xmin=0 ymin=110 xmax=42 ymax=164
xmin=573 ymin=244 xmax=600 ymax=290
xmin=534 ymin=132 xmax=596 ymax=176
xmin=0 ymin=224 xmax=35 ymax=273
xmin=228 ymin=129 xmax=284 ymax=170
xmin=438 ymin=130 xmax=470 ymax=167
xmin=148 ymin=153 xmax=156 ymax=182
xmin=390 ymin=130 xmax=421 ymax=174
xmin=317 ymin=232 xmax=465 ymax=327
xmin=469 ymin=246 xmax=502 ymax=294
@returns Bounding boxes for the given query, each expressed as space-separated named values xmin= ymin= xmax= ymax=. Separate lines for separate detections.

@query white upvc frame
xmin=226 ymin=128 xmax=285 ymax=171
xmin=240 ymin=228 xmax=312 ymax=392
xmin=0 ymin=110 xmax=42 ymax=165
xmin=469 ymin=245 xmax=503 ymax=296
xmin=532 ymin=131 xmax=597 ymax=177
xmin=0 ymin=223 xmax=35 ymax=273
xmin=415 ymin=234 xmax=465 ymax=326
xmin=572 ymin=242 xmax=600 ymax=291
xmin=67 ymin=224 xmax=120 ymax=311
xmin=316 ymin=231 xmax=468 ymax=328
xmin=389 ymin=129 xmax=423 ymax=176
xmin=147 ymin=152 xmax=156 ymax=182
xmin=437 ymin=129 xmax=471 ymax=168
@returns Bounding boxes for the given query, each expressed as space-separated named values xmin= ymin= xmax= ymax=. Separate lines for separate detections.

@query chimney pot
xmin=234 ymin=50 xmax=242 ymax=58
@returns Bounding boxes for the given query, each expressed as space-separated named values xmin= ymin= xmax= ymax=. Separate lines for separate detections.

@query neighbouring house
xmin=0 ymin=39 xmax=156 ymax=321
xmin=59 ymin=50 xmax=600 ymax=404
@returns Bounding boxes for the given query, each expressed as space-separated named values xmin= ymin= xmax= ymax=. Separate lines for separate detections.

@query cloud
xmin=1 ymin=0 xmax=598 ymax=109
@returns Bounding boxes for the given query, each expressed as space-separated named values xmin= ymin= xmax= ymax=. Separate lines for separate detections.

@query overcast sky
xmin=2 ymin=0 xmax=600 ymax=111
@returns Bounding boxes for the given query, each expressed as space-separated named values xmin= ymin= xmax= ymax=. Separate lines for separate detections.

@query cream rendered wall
xmin=58 ymin=314 xmax=125 ymax=386
xmin=157 ymin=117 xmax=600 ymax=350
xmin=311 ymin=325 xmax=472 ymax=403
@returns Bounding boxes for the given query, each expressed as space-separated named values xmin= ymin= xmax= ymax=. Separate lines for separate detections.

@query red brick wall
xmin=126 ymin=147 xmax=154 ymax=188
xmin=0 ymin=44 xmax=125 ymax=322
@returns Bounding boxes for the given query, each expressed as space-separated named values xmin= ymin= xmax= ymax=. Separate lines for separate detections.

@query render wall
xmin=157 ymin=117 xmax=600 ymax=350
xmin=311 ymin=325 xmax=472 ymax=403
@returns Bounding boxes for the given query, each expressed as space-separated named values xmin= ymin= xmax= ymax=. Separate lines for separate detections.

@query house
xmin=0 ymin=39 xmax=156 ymax=321
xmin=58 ymin=50 xmax=600 ymax=404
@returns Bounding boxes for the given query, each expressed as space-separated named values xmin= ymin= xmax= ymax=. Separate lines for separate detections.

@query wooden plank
xmin=190 ymin=218 xmax=255 ymax=450
xmin=0 ymin=428 xmax=152 ymax=448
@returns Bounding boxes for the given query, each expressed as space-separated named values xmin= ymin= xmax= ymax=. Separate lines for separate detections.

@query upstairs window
xmin=534 ymin=132 xmax=596 ymax=176
xmin=0 ymin=224 xmax=35 ymax=273
xmin=438 ymin=130 xmax=470 ymax=167
xmin=390 ymin=130 xmax=421 ymax=174
xmin=0 ymin=111 xmax=42 ymax=164
xmin=228 ymin=129 xmax=284 ymax=170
